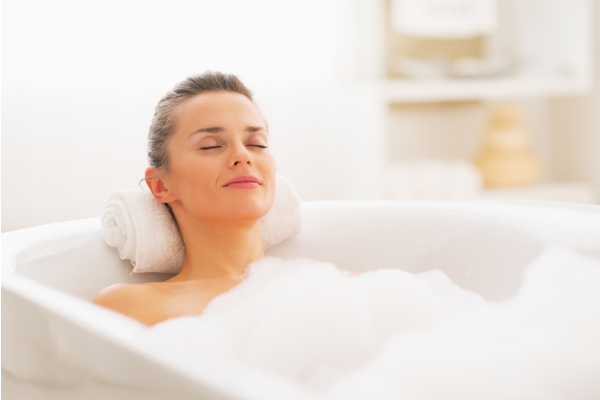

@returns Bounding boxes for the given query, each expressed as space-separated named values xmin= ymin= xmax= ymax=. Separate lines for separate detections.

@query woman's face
xmin=162 ymin=91 xmax=276 ymax=225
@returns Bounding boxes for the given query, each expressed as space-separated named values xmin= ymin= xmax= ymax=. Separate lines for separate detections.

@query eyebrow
xmin=188 ymin=126 xmax=266 ymax=138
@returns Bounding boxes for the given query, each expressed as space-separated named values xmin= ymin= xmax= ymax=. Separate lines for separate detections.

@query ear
xmin=145 ymin=167 xmax=176 ymax=204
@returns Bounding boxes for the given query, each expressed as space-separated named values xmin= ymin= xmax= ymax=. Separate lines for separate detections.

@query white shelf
xmin=381 ymin=73 xmax=590 ymax=103
xmin=479 ymin=182 xmax=597 ymax=204
xmin=376 ymin=0 xmax=594 ymax=104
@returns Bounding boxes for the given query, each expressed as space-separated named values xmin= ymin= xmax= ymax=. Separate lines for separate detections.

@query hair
xmin=147 ymin=71 xmax=254 ymax=172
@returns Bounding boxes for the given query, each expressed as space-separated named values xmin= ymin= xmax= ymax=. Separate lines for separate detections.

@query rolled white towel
xmin=101 ymin=175 xmax=302 ymax=274
xmin=259 ymin=175 xmax=302 ymax=249
xmin=101 ymin=189 xmax=185 ymax=274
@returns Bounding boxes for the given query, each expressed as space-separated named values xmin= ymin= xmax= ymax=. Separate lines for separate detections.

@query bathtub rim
xmin=4 ymin=197 xmax=600 ymax=286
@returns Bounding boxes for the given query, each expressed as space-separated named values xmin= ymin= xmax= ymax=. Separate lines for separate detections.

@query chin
xmin=224 ymin=197 xmax=273 ymax=223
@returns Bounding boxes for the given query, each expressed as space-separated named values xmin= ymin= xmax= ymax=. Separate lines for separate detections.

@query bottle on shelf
xmin=473 ymin=105 xmax=541 ymax=187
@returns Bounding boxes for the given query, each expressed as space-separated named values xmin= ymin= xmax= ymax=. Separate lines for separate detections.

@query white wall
xmin=3 ymin=0 xmax=598 ymax=232
xmin=2 ymin=0 xmax=386 ymax=232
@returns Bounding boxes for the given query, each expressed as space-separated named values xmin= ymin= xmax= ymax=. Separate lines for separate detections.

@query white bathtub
xmin=3 ymin=200 xmax=600 ymax=400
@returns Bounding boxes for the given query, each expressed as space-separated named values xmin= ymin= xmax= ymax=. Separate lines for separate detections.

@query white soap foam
xmin=148 ymin=247 xmax=600 ymax=399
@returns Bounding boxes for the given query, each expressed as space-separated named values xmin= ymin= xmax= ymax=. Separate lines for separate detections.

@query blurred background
xmin=2 ymin=0 xmax=599 ymax=232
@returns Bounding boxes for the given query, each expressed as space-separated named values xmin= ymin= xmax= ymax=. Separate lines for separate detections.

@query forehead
xmin=173 ymin=91 xmax=264 ymax=130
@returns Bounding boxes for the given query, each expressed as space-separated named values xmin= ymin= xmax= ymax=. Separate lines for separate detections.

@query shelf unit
xmin=379 ymin=0 xmax=593 ymax=102
xmin=349 ymin=0 xmax=596 ymax=203
xmin=381 ymin=73 xmax=591 ymax=104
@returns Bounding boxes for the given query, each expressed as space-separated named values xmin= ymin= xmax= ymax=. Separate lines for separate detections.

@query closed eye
xmin=200 ymin=146 xmax=221 ymax=151
xmin=248 ymin=145 xmax=268 ymax=149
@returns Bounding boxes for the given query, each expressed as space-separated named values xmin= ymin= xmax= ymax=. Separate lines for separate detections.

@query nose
xmin=230 ymin=143 xmax=253 ymax=168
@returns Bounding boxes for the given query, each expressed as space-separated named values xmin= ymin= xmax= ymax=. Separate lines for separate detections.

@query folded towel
xmin=101 ymin=175 xmax=302 ymax=274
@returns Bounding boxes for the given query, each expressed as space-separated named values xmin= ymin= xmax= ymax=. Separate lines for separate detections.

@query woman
xmin=93 ymin=72 xmax=277 ymax=326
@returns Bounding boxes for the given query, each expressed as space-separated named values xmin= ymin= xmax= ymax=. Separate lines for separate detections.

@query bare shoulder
xmin=93 ymin=283 xmax=144 ymax=308
xmin=93 ymin=283 xmax=164 ymax=324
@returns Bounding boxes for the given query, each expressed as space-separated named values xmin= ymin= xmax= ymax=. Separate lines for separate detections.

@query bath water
xmin=148 ymin=246 xmax=600 ymax=399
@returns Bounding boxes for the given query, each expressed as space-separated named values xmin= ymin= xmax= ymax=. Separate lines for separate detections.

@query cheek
xmin=170 ymin=157 xmax=215 ymax=193
xmin=261 ymin=152 xmax=277 ymax=178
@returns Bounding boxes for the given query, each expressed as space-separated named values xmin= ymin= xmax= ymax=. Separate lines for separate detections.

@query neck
xmin=170 ymin=218 xmax=264 ymax=282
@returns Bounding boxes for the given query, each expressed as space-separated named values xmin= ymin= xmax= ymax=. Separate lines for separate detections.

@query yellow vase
xmin=473 ymin=105 xmax=541 ymax=187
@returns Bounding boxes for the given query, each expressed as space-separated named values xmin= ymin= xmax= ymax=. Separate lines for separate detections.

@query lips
xmin=223 ymin=175 xmax=261 ymax=189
